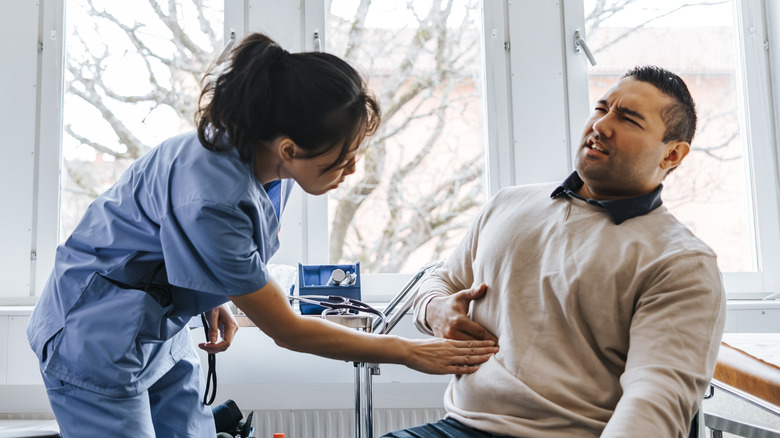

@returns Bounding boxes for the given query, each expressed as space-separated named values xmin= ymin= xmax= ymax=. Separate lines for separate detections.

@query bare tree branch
xmin=586 ymin=0 xmax=729 ymax=54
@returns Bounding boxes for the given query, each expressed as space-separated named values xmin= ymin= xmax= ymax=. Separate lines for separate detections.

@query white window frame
xmin=561 ymin=0 xmax=780 ymax=299
xmin=7 ymin=0 xmax=779 ymax=303
xmin=240 ymin=0 xmax=525 ymax=300
xmin=734 ymin=0 xmax=780 ymax=298
xmin=0 ymin=0 xmax=64 ymax=304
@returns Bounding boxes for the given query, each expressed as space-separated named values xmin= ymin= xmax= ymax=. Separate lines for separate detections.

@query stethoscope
xmin=198 ymin=295 xmax=386 ymax=407
xmin=288 ymin=295 xmax=387 ymax=334
xmin=197 ymin=261 xmax=440 ymax=407
xmin=138 ymin=263 xmax=218 ymax=406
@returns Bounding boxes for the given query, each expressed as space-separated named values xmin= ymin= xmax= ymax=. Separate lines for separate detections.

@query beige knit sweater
xmin=414 ymin=183 xmax=726 ymax=437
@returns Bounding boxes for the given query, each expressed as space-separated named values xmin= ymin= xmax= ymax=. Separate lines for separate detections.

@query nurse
xmin=27 ymin=33 xmax=498 ymax=437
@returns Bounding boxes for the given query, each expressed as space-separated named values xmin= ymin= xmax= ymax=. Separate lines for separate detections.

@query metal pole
xmin=354 ymin=362 xmax=362 ymax=438
xmin=324 ymin=314 xmax=374 ymax=438
xmin=323 ymin=260 xmax=443 ymax=438
xmin=362 ymin=363 xmax=377 ymax=438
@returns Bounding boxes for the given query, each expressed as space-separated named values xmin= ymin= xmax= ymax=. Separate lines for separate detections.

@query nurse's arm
xmin=229 ymin=279 xmax=498 ymax=375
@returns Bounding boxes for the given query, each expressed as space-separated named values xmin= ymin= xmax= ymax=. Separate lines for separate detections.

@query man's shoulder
xmin=633 ymin=207 xmax=717 ymax=258
xmin=480 ymin=182 xmax=559 ymax=217
xmin=493 ymin=181 xmax=559 ymax=201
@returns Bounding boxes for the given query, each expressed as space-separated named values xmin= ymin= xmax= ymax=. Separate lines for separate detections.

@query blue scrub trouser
xmin=41 ymin=347 xmax=216 ymax=438
xmin=381 ymin=418 xmax=499 ymax=438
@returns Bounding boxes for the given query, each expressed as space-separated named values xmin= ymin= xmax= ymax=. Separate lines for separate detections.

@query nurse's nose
xmin=344 ymin=156 xmax=358 ymax=176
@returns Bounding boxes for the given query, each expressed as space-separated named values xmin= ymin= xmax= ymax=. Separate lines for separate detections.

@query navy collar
xmin=550 ymin=172 xmax=663 ymax=224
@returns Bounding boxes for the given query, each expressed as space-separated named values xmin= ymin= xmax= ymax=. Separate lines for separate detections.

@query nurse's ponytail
xmin=196 ymin=33 xmax=380 ymax=169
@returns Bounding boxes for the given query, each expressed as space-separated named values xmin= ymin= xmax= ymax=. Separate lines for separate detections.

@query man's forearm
xmin=412 ymin=289 xmax=450 ymax=335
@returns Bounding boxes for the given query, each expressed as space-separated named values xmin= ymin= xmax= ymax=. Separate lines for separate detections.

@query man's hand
xmin=198 ymin=303 xmax=239 ymax=354
xmin=426 ymin=284 xmax=497 ymax=342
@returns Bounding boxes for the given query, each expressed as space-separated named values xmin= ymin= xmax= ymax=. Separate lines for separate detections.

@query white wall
xmin=3 ymin=0 xmax=780 ymax=421
xmin=0 ymin=311 xmax=450 ymax=416
xmin=2 ymin=304 xmax=779 ymax=417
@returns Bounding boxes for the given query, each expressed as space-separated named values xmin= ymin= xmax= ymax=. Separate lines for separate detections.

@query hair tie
xmin=273 ymin=47 xmax=290 ymax=67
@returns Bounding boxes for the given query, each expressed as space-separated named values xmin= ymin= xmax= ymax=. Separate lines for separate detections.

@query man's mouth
xmin=586 ymin=139 xmax=608 ymax=154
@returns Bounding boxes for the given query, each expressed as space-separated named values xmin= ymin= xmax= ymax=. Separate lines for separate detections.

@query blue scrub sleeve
xmin=160 ymin=201 xmax=271 ymax=296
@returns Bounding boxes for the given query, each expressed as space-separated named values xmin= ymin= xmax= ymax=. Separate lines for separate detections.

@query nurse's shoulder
xmin=142 ymin=131 xmax=260 ymax=209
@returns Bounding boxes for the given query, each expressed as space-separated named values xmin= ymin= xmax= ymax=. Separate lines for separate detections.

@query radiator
xmin=250 ymin=407 xmax=446 ymax=438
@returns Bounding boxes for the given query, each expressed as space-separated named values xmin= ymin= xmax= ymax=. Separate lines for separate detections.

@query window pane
xmin=326 ymin=0 xmax=487 ymax=273
xmin=583 ymin=0 xmax=753 ymax=272
xmin=61 ymin=0 xmax=224 ymax=238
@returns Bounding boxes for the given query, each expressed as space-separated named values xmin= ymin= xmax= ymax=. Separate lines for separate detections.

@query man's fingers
xmin=456 ymin=318 xmax=498 ymax=342
xmin=440 ymin=326 xmax=481 ymax=341
xmin=459 ymin=283 xmax=488 ymax=302
xmin=438 ymin=317 xmax=497 ymax=341
xmin=471 ymin=283 xmax=488 ymax=298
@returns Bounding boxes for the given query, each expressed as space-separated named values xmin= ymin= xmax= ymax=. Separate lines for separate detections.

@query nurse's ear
xmin=278 ymin=137 xmax=300 ymax=162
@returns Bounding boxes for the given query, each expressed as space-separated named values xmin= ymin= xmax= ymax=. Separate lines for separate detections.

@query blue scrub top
xmin=27 ymin=131 xmax=294 ymax=397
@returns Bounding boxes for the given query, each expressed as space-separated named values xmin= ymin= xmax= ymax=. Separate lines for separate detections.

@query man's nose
xmin=591 ymin=114 xmax=613 ymax=138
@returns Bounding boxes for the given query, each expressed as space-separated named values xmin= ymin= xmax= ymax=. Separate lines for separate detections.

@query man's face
xmin=576 ymin=77 xmax=679 ymax=200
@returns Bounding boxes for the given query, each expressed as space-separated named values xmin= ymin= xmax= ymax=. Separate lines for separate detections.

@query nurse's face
xmin=285 ymin=138 xmax=361 ymax=196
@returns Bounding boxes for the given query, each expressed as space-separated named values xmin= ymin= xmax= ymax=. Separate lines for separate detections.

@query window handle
xmin=574 ymin=30 xmax=597 ymax=66
xmin=217 ymin=30 xmax=236 ymax=64
xmin=313 ymin=31 xmax=321 ymax=52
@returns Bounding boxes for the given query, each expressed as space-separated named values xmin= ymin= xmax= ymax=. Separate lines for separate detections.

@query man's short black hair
xmin=623 ymin=65 xmax=697 ymax=144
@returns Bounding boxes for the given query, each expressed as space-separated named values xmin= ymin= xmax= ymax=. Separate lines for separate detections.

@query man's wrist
xmin=420 ymin=293 xmax=449 ymax=334
xmin=422 ymin=295 xmax=438 ymax=333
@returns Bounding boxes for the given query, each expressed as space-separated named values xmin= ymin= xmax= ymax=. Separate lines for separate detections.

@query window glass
xmin=61 ymin=0 xmax=224 ymax=238
xmin=326 ymin=0 xmax=487 ymax=273
xmin=582 ymin=0 xmax=753 ymax=272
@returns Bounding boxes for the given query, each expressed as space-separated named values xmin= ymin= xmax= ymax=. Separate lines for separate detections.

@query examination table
xmin=703 ymin=333 xmax=780 ymax=437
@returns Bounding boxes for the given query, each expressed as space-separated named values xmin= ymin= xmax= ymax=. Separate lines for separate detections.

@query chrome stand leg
xmin=355 ymin=362 xmax=363 ymax=438
xmin=354 ymin=361 xmax=379 ymax=438
xmin=363 ymin=363 xmax=377 ymax=438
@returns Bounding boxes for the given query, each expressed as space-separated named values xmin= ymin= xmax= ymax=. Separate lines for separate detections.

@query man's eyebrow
xmin=618 ymin=106 xmax=645 ymax=121
xmin=597 ymin=99 xmax=646 ymax=121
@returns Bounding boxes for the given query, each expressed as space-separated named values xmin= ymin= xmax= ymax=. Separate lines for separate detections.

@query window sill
xmin=0 ymin=306 xmax=35 ymax=316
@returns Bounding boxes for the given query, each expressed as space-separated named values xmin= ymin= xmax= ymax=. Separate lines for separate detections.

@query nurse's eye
xmin=328 ymin=157 xmax=353 ymax=172
xmin=339 ymin=151 xmax=363 ymax=169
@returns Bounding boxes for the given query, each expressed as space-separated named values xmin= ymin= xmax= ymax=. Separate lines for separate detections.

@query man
xmin=383 ymin=65 xmax=726 ymax=437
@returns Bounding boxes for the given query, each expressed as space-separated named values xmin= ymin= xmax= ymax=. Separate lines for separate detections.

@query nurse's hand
xmin=402 ymin=337 xmax=498 ymax=375
xmin=198 ymin=303 xmax=239 ymax=354
xmin=426 ymin=284 xmax=497 ymax=342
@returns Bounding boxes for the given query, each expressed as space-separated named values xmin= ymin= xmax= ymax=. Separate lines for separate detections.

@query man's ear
xmin=660 ymin=141 xmax=690 ymax=171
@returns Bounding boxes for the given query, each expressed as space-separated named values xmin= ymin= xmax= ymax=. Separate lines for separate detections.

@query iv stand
xmin=325 ymin=260 xmax=444 ymax=438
